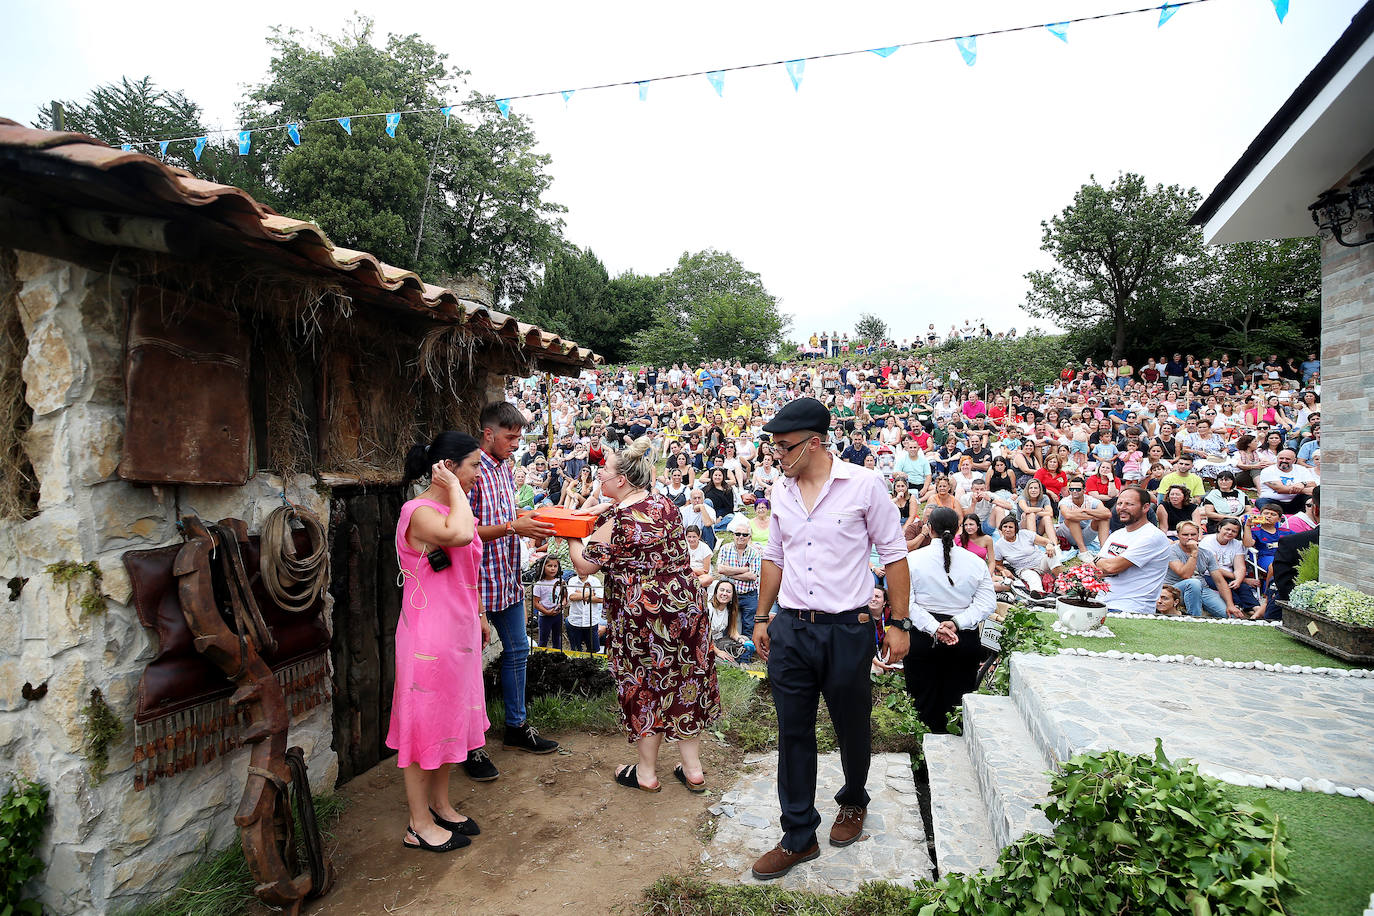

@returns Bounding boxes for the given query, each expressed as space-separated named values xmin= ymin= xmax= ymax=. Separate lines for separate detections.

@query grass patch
xmin=1041 ymin=612 xmax=1359 ymax=669
xmin=115 ymin=793 xmax=347 ymax=916
xmin=1228 ymin=787 xmax=1374 ymax=916
xmin=638 ymin=874 xmax=926 ymax=916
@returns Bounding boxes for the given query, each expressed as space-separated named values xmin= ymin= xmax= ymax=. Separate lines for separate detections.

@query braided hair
xmin=927 ymin=506 xmax=960 ymax=587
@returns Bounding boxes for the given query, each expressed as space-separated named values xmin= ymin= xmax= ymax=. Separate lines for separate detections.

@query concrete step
xmin=922 ymin=734 xmax=1000 ymax=877
xmin=962 ymin=693 xmax=1055 ymax=850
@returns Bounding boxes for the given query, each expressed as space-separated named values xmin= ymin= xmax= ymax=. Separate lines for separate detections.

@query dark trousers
xmin=904 ymin=614 xmax=982 ymax=733
xmin=537 ymin=614 xmax=563 ymax=649
xmin=766 ymin=613 xmax=876 ymax=852
xmin=566 ymin=623 xmax=598 ymax=653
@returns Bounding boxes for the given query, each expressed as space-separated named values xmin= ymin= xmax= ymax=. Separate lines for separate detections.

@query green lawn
xmin=1040 ymin=612 xmax=1358 ymax=669
xmin=1228 ymin=787 xmax=1374 ymax=916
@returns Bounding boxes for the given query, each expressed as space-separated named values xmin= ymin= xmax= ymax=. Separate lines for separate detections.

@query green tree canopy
xmin=854 ymin=312 xmax=888 ymax=343
xmin=1192 ymin=238 xmax=1321 ymax=360
xmin=1024 ymin=173 xmax=1206 ymax=360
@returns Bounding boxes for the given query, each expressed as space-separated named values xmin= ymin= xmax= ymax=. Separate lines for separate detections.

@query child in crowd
xmin=1120 ymin=437 xmax=1145 ymax=482
xmin=532 ymin=557 xmax=568 ymax=650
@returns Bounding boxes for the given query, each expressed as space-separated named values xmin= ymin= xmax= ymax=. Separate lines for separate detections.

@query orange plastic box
xmin=517 ymin=506 xmax=599 ymax=538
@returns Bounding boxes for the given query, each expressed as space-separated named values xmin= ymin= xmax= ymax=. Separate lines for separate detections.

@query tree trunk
xmin=1112 ymin=302 xmax=1127 ymax=362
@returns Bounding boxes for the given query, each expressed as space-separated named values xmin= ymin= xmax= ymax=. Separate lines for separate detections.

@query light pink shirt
xmin=762 ymin=458 xmax=907 ymax=612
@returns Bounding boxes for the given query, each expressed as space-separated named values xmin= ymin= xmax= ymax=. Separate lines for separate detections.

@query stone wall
xmin=1318 ymin=150 xmax=1374 ymax=596
xmin=0 ymin=250 xmax=337 ymax=914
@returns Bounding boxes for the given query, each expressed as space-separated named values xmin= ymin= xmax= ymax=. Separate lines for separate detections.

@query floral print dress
xmin=583 ymin=493 xmax=721 ymax=742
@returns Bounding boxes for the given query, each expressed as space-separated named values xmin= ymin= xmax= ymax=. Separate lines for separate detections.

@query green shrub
xmin=1294 ymin=544 xmax=1319 ymax=586
xmin=916 ymin=741 xmax=1294 ymax=916
xmin=982 ymin=606 xmax=1058 ymax=696
xmin=1288 ymin=582 xmax=1374 ymax=627
xmin=1 ymin=776 xmax=49 ymax=916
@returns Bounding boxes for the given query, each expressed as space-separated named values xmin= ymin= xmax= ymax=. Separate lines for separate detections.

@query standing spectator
xmin=532 ymin=558 xmax=568 ymax=649
xmin=566 ymin=571 xmax=603 ymax=653
xmin=1093 ymin=486 xmax=1174 ymax=615
xmin=466 ymin=403 xmax=559 ymax=783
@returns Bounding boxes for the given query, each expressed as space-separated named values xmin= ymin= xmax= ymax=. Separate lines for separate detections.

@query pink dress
xmin=386 ymin=498 xmax=489 ymax=769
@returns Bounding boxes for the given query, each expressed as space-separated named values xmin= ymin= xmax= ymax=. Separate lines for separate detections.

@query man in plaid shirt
xmin=716 ymin=516 xmax=763 ymax=634
xmin=462 ymin=402 xmax=559 ymax=782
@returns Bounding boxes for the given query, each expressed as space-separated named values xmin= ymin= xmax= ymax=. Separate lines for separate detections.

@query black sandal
xmin=673 ymin=764 xmax=707 ymax=794
xmin=614 ymin=764 xmax=661 ymax=792
xmin=403 ymin=826 xmax=470 ymax=853
xmin=429 ymin=807 xmax=480 ymax=836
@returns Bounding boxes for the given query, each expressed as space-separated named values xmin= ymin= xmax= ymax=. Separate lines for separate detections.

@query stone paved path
xmin=700 ymin=751 xmax=934 ymax=893
xmin=1013 ymin=653 xmax=1374 ymax=789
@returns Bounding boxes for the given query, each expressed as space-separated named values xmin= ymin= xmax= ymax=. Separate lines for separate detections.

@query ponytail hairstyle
xmin=403 ymin=430 xmax=481 ymax=487
xmin=927 ymin=506 xmax=960 ymax=587
xmin=614 ymin=436 xmax=656 ymax=490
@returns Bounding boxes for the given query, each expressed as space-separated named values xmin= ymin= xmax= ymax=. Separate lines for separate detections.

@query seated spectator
xmin=1158 ymin=456 xmax=1205 ymax=501
xmin=684 ymin=525 xmax=715 ymax=586
xmin=707 ymin=580 xmax=749 ymax=665
xmin=1155 ymin=584 xmax=1185 ymax=616
xmin=1200 ymin=518 xmax=1259 ymax=615
xmin=1057 ymin=478 xmax=1112 ymax=557
xmin=680 ymin=490 xmax=718 ymax=548
xmin=924 ymin=475 xmax=962 ymax=522
xmin=1084 ymin=462 xmax=1121 ymax=510
xmin=1155 ymin=484 xmax=1200 ymax=539
xmin=1249 ymin=504 xmax=1291 ymax=581
xmin=1017 ymin=478 xmax=1056 ymax=540
xmin=1094 ymin=487 xmax=1174 ymax=615
xmin=961 ymin=476 xmax=1015 ymax=536
xmin=1034 ymin=453 xmax=1069 ymax=503
xmin=1255 ymin=448 xmax=1317 ymax=515
xmin=1162 ymin=521 xmax=1233 ymax=618
xmin=993 ymin=515 xmax=1063 ymax=595
xmin=1199 ymin=471 xmax=1248 ymax=533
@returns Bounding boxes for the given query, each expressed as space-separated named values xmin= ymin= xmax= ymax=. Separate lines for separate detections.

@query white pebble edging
xmin=1189 ymin=763 xmax=1374 ymax=805
xmin=1051 ymin=620 xmax=1117 ymax=638
xmin=1105 ymin=611 xmax=1281 ymax=626
xmin=1055 ymin=646 xmax=1373 ymax=679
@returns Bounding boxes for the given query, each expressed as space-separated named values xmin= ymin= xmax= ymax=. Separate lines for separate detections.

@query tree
xmin=37 ymin=76 xmax=207 ymax=174
xmin=1023 ymin=173 xmax=1206 ymax=361
xmin=932 ymin=335 xmax=1073 ymax=393
xmin=690 ymin=294 xmax=788 ymax=364
xmin=853 ymin=312 xmax=888 ymax=343
xmin=1192 ymin=238 xmax=1320 ymax=360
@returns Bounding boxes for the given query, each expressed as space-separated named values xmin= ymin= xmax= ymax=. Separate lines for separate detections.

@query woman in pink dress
xmin=388 ymin=431 xmax=490 ymax=853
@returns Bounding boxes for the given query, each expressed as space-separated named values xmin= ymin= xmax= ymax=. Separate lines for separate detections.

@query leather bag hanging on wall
xmin=119 ymin=286 xmax=252 ymax=485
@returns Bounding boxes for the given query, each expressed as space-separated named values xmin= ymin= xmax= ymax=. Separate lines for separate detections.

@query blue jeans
xmin=487 ymin=598 xmax=529 ymax=727
xmin=1178 ymin=579 xmax=1227 ymax=618
xmin=737 ymin=591 xmax=759 ymax=635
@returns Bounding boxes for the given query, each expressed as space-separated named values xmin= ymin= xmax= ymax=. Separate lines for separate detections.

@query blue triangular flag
xmin=440 ymin=105 xmax=452 ymax=123
xmin=237 ymin=130 xmax=251 ymax=155
xmin=1046 ymin=22 xmax=1069 ymax=43
xmin=193 ymin=137 xmax=207 ymax=161
xmin=706 ymin=71 xmax=725 ymax=97
xmin=637 ymin=81 xmax=650 ymax=101
xmin=495 ymin=99 xmax=510 ymax=119
xmin=955 ymin=36 xmax=977 ymax=66
xmin=385 ymin=112 xmax=401 ymax=137
xmin=784 ymin=59 xmax=805 ymax=92
xmin=869 ymin=46 xmax=899 ymax=58
xmin=158 ymin=140 xmax=170 ymax=157
xmin=121 ymin=143 xmax=131 ymax=151
xmin=287 ymin=122 xmax=301 ymax=145
xmin=1271 ymin=0 xmax=1288 ymax=22
xmin=1158 ymin=3 xmax=1180 ymax=27
xmin=560 ymin=90 xmax=574 ymax=106
xmin=337 ymin=117 xmax=351 ymax=135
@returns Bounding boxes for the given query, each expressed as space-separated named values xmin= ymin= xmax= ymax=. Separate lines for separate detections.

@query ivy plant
xmin=1 ymin=776 xmax=49 ymax=916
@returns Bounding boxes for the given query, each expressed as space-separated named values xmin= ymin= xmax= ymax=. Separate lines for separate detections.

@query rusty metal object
xmin=174 ymin=515 xmax=332 ymax=913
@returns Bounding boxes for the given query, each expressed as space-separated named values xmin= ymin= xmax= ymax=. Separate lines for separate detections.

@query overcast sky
xmin=1 ymin=0 xmax=1364 ymax=341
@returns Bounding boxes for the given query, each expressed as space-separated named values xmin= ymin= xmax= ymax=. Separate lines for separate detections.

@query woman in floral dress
xmin=569 ymin=437 xmax=721 ymax=793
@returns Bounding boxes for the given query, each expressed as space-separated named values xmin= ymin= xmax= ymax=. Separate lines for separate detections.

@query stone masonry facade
xmin=1318 ymin=150 xmax=1374 ymax=596
xmin=0 ymin=250 xmax=337 ymax=914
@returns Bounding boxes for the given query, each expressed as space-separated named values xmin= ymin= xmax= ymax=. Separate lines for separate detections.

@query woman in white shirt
xmin=903 ymin=507 xmax=996 ymax=732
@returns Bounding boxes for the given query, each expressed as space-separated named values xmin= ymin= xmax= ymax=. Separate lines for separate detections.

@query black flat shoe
xmin=429 ymin=807 xmax=480 ymax=836
xmin=403 ymin=826 xmax=470 ymax=853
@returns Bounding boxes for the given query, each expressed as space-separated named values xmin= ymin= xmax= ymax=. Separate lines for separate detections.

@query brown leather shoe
xmin=829 ymin=805 xmax=866 ymax=847
xmin=751 ymin=841 xmax=821 ymax=880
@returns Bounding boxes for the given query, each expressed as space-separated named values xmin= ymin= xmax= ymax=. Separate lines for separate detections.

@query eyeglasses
xmin=766 ymin=436 xmax=813 ymax=456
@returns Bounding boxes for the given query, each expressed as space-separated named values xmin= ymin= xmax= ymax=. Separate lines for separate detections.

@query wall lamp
xmin=1309 ymin=167 xmax=1374 ymax=248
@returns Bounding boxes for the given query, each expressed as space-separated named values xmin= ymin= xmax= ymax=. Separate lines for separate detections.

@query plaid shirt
xmin=471 ymin=449 xmax=521 ymax=611
xmin=716 ymin=542 xmax=761 ymax=595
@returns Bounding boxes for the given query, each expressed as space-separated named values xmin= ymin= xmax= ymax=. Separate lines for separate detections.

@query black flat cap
xmin=763 ymin=397 xmax=831 ymax=434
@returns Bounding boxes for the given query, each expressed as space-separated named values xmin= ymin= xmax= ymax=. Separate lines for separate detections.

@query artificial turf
xmin=1227 ymin=787 xmax=1374 ymax=916
xmin=1040 ymin=612 xmax=1359 ymax=669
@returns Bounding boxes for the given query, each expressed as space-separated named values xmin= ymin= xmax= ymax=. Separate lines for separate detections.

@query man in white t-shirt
xmin=566 ymin=573 xmax=603 ymax=653
xmin=1255 ymin=449 xmax=1317 ymax=514
xmin=1093 ymin=486 xmax=1173 ymax=615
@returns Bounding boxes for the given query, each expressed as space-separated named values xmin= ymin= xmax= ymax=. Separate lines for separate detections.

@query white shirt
xmin=1200 ymin=534 xmax=1244 ymax=570
xmin=994 ymin=529 xmax=1045 ymax=569
xmin=907 ymin=543 xmax=996 ymax=635
xmin=1256 ymin=464 xmax=1316 ymax=502
xmin=1098 ymin=523 xmax=1173 ymax=614
xmin=567 ymin=575 xmax=602 ymax=628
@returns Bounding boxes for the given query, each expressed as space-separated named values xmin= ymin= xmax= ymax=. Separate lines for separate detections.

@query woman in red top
xmin=1033 ymin=453 xmax=1068 ymax=503
xmin=1084 ymin=462 xmax=1121 ymax=510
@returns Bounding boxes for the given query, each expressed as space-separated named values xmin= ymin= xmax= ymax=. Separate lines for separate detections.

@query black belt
xmin=781 ymin=607 xmax=871 ymax=624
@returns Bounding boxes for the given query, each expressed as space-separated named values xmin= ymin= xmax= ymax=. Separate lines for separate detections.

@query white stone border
xmin=1051 ymin=621 xmax=1117 ymax=638
xmin=1106 ymin=611 xmax=1281 ymax=626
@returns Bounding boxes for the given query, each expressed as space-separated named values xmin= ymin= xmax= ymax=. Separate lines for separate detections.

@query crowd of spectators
xmin=507 ymin=346 xmax=1322 ymax=637
xmin=794 ymin=321 xmax=1030 ymax=357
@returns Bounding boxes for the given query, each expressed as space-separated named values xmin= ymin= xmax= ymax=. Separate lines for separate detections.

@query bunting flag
xmin=496 ymin=98 xmax=511 ymax=119
xmin=1271 ymin=0 xmax=1288 ymax=22
xmin=121 ymin=143 xmax=131 ymax=151
xmin=337 ymin=117 xmax=351 ymax=135
xmin=193 ymin=137 xmax=207 ymax=161
xmin=237 ymin=131 xmax=251 ymax=155
xmin=561 ymin=90 xmax=574 ymax=107
xmin=955 ymin=35 xmax=977 ymax=66
xmin=869 ymin=46 xmax=899 ymax=58
xmin=1159 ymin=3 xmax=1180 ymax=27
xmin=440 ymin=105 xmax=452 ymax=123
xmin=1046 ymin=22 xmax=1070 ymax=43
xmin=287 ymin=122 xmax=301 ymax=145
xmin=784 ymin=59 xmax=805 ymax=91
xmin=159 ymin=140 xmax=170 ymax=157
xmin=385 ymin=112 xmax=401 ymax=137
xmin=637 ymin=80 xmax=650 ymax=101
xmin=706 ymin=71 xmax=725 ymax=97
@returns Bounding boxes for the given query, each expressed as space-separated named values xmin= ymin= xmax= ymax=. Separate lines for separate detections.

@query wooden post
xmin=51 ymin=101 xmax=65 ymax=131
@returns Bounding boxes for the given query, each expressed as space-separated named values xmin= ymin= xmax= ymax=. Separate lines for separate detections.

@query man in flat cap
xmin=749 ymin=397 xmax=912 ymax=880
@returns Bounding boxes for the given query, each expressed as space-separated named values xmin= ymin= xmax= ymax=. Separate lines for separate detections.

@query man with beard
xmin=1093 ymin=486 xmax=1173 ymax=615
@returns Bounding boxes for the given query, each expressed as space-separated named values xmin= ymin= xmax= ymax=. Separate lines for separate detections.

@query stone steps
xmin=962 ymin=693 xmax=1055 ymax=850
xmin=921 ymin=734 xmax=999 ymax=877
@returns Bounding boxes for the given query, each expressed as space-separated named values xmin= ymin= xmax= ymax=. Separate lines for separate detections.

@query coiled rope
xmin=260 ymin=504 xmax=330 ymax=613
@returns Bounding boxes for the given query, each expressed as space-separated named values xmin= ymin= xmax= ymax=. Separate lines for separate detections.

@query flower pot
xmin=1056 ymin=597 xmax=1108 ymax=633
xmin=1278 ymin=602 xmax=1374 ymax=666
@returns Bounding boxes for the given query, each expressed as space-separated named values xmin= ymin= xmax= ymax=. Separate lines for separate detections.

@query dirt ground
xmin=287 ymin=732 xmax=737 ymax=916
